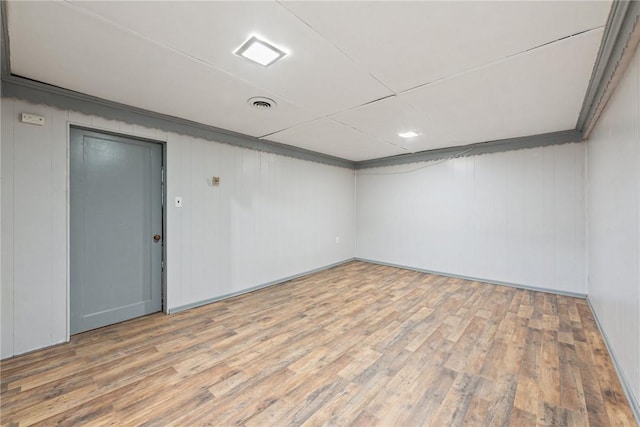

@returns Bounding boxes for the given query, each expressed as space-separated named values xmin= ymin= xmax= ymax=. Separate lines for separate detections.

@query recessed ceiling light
xmin=398 ymin=131 xmax=420 ymax=138
xmin=234 ymin=36 xmax=287 ymax=67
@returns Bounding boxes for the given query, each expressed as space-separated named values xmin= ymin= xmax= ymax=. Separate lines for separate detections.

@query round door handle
xmin=153 ymin=234 xmax=162 ymax=242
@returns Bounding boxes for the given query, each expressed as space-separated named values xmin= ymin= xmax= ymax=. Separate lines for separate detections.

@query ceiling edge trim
xmin=576 ymin=0 xmax=640 ymax=134
xmin=0 ymin=75 xmax=586 ymax=172
xmin=354 ymin=130 xmax=583 ymax=170
xmin=1 ymin=77 xmax=355 ymax=169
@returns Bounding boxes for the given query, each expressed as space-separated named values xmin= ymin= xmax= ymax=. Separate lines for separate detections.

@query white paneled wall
xmin=356 ymin=143 xmax=586 ymax=294
xmin=166 ymin=134 xmax=354 ymax=309
xmin=0 ymin=95 xmax=7 ymax=358
xmin=0 ymin=98 xmax=355 ymax=358
xmin=587 ymin=44 xmax=640 ymax=411
xmin=1 ymin=99 xmax=68 ymax=358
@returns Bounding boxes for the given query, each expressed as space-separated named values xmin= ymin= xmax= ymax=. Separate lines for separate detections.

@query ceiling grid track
xmin=393 ymin=26 xmax=605 ymax=99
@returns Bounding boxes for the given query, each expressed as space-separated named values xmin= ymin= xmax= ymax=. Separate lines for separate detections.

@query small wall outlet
xmin=20 ymin=113 xmax=45 ymax=126
xmin=212 ymin=176 xmax=220 ymax=186
xmin=175 ymin=196 xmax=183 ymax=208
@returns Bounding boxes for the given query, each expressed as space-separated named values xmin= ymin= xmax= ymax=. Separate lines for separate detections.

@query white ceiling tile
xmin=7 ymin=1 xmax=317 ymax=138
xmin=399 ymin=28 xmax=604 ymax=144
xmin=282 ymin=1 xmax=611 ymax=93
xmin=267 ymin=119 xmax=406 ymax=162
xmin=331 ymin=96 xmax=465 ymax=153
xmin=65 ymin=1 xmax=392 ymax=116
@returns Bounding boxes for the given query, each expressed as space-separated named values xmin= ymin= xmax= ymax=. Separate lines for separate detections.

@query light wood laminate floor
xmin=1 ymin=261 xmax=636 ymax=426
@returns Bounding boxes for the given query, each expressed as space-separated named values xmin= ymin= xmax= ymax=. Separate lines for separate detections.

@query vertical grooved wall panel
xmin=587 ymin=43 xmax=640 ymax=411
xmin=356 ymin=143 xmax=587 ymax=294
xmin=1 ymin=98 xmax=15 ymax=359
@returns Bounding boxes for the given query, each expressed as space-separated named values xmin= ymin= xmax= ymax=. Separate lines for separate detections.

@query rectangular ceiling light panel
xmin=398 ymin=131 xmax=420 ymax=138
xmin=235 ymin=35 xmax=287 ymax=67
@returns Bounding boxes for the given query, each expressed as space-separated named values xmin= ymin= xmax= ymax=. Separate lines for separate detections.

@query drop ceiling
xmin=5 ymin=1 xmax=611 ymax=162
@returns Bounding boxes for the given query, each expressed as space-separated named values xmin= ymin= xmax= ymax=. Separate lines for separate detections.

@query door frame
xmin=66 ymin=124 xmax=167 ymax=339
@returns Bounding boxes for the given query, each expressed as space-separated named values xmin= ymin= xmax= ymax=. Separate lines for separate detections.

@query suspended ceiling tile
xmin=266 ymin=119 xmax=406 ymax=162
xmin=7 ymin=1 xmax=317 ymax=137
xmin=282 ymin=1 xmax=611 ymax=93
xmin=331 ymin=96 xmax=465 ymax=153
xmin=400 ymin=28 xmax=604 ymax=144
xmin=66 ymin=1 xmax=392 ymax=117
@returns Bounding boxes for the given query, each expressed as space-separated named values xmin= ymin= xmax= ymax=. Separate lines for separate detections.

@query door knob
xmin=153 ymin=234 xmax=162 ymax=242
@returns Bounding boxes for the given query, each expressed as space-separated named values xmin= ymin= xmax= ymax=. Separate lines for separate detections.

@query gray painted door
xmin=70 ymin=128 xmax=163 ymax=334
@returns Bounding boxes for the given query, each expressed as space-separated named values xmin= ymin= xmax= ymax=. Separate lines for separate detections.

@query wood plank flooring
xmin=1 ymin=261 xmax=636 ymax=426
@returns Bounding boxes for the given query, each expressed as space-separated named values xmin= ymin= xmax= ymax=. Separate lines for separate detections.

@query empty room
xmin=1 ymin=0 xmax=639 ymax=425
